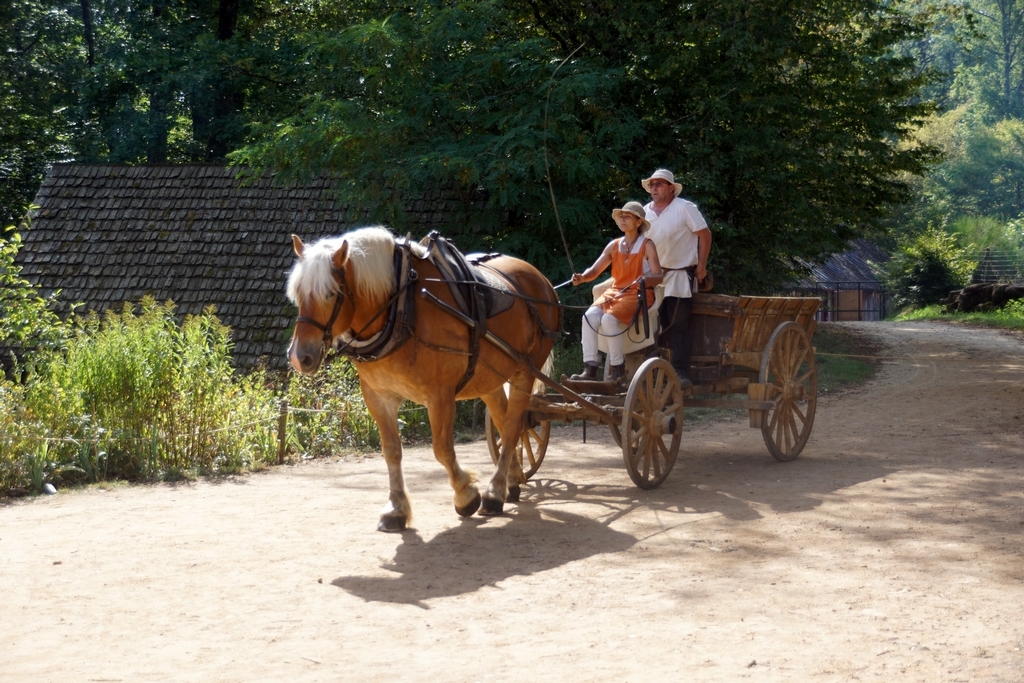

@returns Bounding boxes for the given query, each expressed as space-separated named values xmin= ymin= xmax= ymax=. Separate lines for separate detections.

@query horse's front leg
xmin=360 ymin=382 xmax=412 ymax=532
xmin=426 ymin=397 xmax=481 ymax=517
xmin=480 ymin=377 xmax=531 ymax=515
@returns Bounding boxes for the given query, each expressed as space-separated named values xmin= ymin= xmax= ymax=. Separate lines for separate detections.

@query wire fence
xmin=784 ymin=282 xmax=888 ymax=321
xmin=971 ymin=249 xmax=1024 ymax=284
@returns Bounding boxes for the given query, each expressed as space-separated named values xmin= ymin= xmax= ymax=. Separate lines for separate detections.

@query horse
xmin=286 ymin=227 xmax=561 ymax=531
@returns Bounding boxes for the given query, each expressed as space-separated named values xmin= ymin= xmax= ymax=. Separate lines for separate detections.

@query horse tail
xmin=533 ymin=352 xmax=553 ymax=395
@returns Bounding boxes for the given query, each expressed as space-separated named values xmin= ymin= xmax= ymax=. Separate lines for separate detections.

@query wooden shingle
xmin=15 ymin=164 xmax=489 ymax=370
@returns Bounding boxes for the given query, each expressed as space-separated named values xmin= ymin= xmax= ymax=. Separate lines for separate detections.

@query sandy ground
xmin=2 ymin=320 xmax=1024 ymax=683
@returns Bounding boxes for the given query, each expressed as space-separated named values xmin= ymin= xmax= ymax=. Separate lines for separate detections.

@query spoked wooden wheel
xmin=621 ymin=357 xmax=684 ymax=489
xmin=484 ymin=409 xmax=550 ymax=480
xmin=759 ymin=321 xmax=817 ymax=462
xmin=609 ymin=423 xmax=622 ymax=448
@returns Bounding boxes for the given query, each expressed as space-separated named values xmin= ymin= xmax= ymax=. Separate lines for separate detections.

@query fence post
xmin=277 ymin=399 xmax=289 ymax=465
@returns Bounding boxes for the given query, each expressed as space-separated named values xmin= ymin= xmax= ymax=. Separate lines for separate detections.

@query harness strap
xmin=423 ymin=231 xmax=488 ymax=394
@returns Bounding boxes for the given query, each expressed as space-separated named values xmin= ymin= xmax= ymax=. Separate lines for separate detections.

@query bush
xmin=284 ymin=352 xmax=482 ymax=456
xmin=882 ymin=228 xmax=976 ymax=311
xmin=0 ymin=220 xmax=71 ymax=373
xmin=1 ymin=299 xmax=282 ymax=492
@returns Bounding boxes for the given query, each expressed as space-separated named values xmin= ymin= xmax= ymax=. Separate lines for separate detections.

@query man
xmin=642 ymin=168 xmax=712 ymax=388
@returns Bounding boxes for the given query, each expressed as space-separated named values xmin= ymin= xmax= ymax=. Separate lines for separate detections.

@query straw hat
xmin=611 ymin=201 xmax=651 ymax=233
xmin=641 ymin=168 xmax=683 ymax=197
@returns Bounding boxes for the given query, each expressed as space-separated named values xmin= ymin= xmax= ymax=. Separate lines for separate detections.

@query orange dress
xmin=595 ymin=237 xmax=656 ymax=325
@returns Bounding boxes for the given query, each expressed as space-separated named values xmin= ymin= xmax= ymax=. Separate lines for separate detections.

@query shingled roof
xmin=16 ymin=164 xmax=484 ymax=370
xmin=791 ymin=239 xmax=890 ymax=290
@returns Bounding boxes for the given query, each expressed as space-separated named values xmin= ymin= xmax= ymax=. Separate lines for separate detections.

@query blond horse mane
xmin=286 ymin=227 xmax=406 ymax=307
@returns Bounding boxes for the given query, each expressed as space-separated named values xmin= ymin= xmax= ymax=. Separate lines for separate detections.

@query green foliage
xmin=0 ymin=0 xmax=312 ymax=221
xmin=897 ymin=299 xmax=1024 ymax=329
xmin=232 ymin=0 xmax=938 ymax=292
xmin=882 ymin=228 xmax=976 ymax=310
xmin=0 ymin=221 xmax=71 ymax=370
xmin=3 ymin=0 xmax=941 ymax=291
xmin=0 ymin=2 xmax=83 ymax=225
xmin=285 ymin=355 xmax=381 ymax=456
xmin=285 ymin=352 xmax=481 ymax=456
xmin=949 ymin=215 xmax=1021 ymax=253
xmin=894 ymin=0 xmax=1024 ymax=236
xmin=0 ymin=298 xmax=282 ymax=492
xmin=908 ymin=107 xmax=1024 ymax=225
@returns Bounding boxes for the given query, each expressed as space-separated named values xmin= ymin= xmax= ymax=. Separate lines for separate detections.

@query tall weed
xmin=0 ymin=298 xmax=281 ymax=492
xmin=284 ymin=352 xmax=482 ymax=456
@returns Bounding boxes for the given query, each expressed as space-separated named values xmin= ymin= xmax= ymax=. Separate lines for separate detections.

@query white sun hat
xmin=641 ymin=168 xmax=683 ymax=197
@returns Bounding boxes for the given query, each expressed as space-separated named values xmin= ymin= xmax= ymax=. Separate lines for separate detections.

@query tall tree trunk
xmin=217 ymin=0 xmax=239 ymax=40
xmin=80 ymin=0 xmax=95 ymax=67
xmin=204 ymin=0 xmax=244 ymax=161
xmin=147 ymin=87 xmax=169 ymax=163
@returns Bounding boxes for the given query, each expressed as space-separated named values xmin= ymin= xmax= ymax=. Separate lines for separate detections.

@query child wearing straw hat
xmin=569 ymin=201 xmax=663 ymax=382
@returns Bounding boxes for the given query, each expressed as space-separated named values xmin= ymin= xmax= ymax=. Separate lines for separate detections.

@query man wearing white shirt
xmin=642 ymin=168 xmax=712 ymax=388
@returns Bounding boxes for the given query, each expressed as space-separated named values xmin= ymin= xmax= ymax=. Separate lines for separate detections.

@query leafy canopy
xmin=882 ymin=227 xmax=976 ymax=309
xmin=233 ymin=0 xmax=938 ymax=292
xmin=2 ymin=0 xmax=939 ymax=292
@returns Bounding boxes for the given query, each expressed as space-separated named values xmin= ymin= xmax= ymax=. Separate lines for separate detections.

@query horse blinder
xmin=296 ymin=267 xmax=350 ymax=352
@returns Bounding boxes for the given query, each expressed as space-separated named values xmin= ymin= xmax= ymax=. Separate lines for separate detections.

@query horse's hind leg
xmin=427 ymin=398 xmax=481 ymax=517
xmin=481 ymin=388 xmax=526 ymax=504
xmin=480 ymin=375 xmax=532 ymax=515
xmin=360 ymin=383 xmax=412 ymax=532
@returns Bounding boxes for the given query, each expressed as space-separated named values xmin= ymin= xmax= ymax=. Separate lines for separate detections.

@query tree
xmin=960 ymin=0 xmax=1024 ymax=118
xmin=0 ymin=0 xmax=308 ymax=223
xmin=3 ymin=0 xmax=940 ymax=293
xmin=234 ymin=0 xmax=939 ymax=292
xmin=0 ymin=1 xmax=83 ymax=226
xmin=882 ymin=226 xmax=976 ymax=308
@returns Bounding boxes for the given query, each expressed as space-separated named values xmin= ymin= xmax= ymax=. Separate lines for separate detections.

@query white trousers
xmin=582 ymin=305 xmax=627 ymax=366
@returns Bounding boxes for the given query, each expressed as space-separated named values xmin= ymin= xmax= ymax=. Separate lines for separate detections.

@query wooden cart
xmin=483 ymin=293 xmax=821 ymax=489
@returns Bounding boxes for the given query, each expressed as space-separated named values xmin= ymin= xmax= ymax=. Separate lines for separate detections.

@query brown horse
xmin=287 ymin=227 xmax=561 ymax=531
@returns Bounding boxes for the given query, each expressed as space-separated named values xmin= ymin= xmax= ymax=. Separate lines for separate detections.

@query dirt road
xmin=2 ymin=321 xmax=1023 ymax=682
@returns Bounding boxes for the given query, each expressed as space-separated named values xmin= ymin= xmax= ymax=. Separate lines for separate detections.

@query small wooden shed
xmin=788 ymin=240 xmax=889 ymax=321
xmin=13 ymin=164 xmax=483 ymax=369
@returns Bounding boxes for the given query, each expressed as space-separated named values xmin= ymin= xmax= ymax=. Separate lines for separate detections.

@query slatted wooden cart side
xmin=686 ymin=293 xmax=821 ymax=461
xmin=483 ymin=292 xmax=822 ymax=490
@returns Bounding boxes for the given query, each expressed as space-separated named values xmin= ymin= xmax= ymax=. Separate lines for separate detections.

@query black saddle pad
xmin=424 ymin=234 xmax=514 ymax=319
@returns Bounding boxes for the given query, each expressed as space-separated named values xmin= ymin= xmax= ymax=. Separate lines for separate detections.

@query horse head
xmin=286 ymin=228 xmax=398 ymax=374
xmin=287 ymin=234 xmax=354 ymax=374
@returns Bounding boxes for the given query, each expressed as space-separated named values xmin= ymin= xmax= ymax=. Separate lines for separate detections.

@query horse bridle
xmin=295 ymin=266 xmax=354 ymax=354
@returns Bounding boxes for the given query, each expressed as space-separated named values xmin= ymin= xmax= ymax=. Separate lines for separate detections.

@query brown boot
xmin=609 ymin=363 xmax=626 ymax=382
xmin=571 ymin=362 xmax=599 ymax=381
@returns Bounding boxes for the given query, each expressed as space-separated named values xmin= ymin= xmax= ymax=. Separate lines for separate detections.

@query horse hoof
xmin=479 ymin=496 xmax=504 ymax=516
xmin=456 ymin=491 xmax=481 ymax=517
xmin=506 ymin=485 xmax=521 ymax=503
xmin=377 ymin=514 xmax=407 ymax=532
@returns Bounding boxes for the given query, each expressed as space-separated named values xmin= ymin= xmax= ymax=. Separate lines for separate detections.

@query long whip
xmin=543 ymin=43 xmax=586 ymax=277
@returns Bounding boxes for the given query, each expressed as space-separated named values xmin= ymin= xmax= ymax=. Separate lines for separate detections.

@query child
xmin=570 ymin=201 xmax=663 ymax=381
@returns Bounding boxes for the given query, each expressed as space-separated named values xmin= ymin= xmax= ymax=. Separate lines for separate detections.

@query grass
xmin=895 ymin=299 xmax=1024 ymax=331
xmin=813 ymin=323 xmax=881 ymax=393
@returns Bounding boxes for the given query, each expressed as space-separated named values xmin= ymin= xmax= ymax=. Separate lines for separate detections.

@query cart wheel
xmin=759 ymin=321 xmax=817 ymax=462
xmin=608 ymin=423 xmax=622 ymax=448
xmin=484 ymin=408 xmax=550 ymax=480
xmin=621 ymin=357 xmax=683 ymax=489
